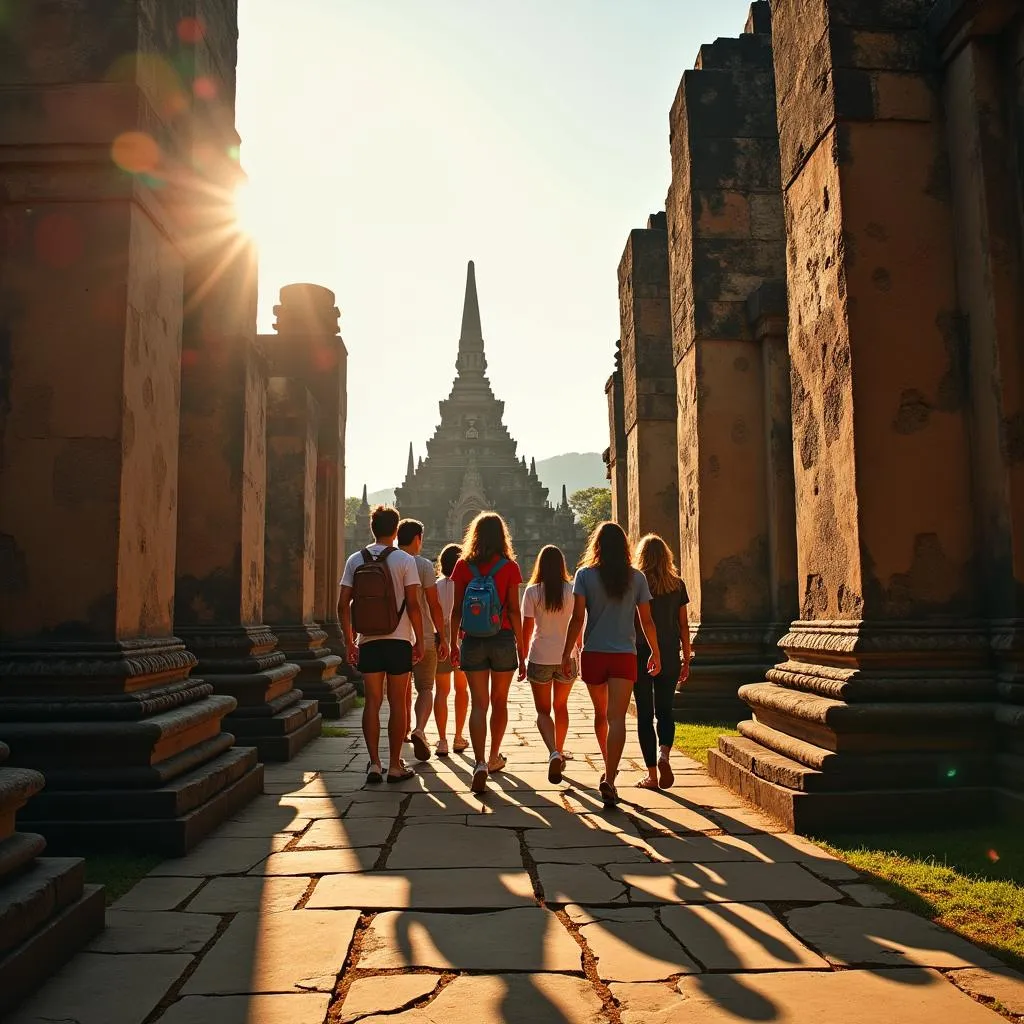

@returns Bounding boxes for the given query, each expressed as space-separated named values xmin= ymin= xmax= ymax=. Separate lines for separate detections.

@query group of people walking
xmin=338 ymin=505 xmax=691 ymax=806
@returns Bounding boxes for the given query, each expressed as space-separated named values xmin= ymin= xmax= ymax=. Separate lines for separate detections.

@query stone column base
xmin=274 ymin=624 xmax=356 ymax=719
xmin=0 ymin=743 xmax=105 ymax=1017
xmin=321 ymin=619 xmax=365 ymax=698
xmin=707 ymin=620 xmax=999 ymax=830
xmin=674 ymin=623 xmax=783 ymax=724
xmin=179 ymin=626 xmax=321 ymax=762
xmin=0 ymin=638 xmax=264 ymax=856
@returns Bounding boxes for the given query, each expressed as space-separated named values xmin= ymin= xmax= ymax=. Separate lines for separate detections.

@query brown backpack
xmin=351 ymin=547 xmax=406 ymax=637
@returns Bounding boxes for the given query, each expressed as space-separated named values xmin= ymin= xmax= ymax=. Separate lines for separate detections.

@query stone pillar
xmin=932 ymin=0 xmax=1024 ymax=816
xmin=605 ymin=341 xmax=629 ymax=526
xmin=709 ymin=0 xmax=993 ymax=830
xmin=619 ymin=216 xmax=679 ymax=558
xmin=0 ymin=0 xmax=263 ymax=854
xmin=0 ymin=741 xmax=105 ymax=1016
xmin=666 ymin=2 xmax=793 ymax=721
xmin=263 ymin=345 xmax=346 ymax=715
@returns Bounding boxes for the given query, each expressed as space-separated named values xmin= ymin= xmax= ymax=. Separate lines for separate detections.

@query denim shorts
xmin=527 ymin=658 xmax=578 ymax=684
xmin=459 ymin=629 xmax=518 ymax=673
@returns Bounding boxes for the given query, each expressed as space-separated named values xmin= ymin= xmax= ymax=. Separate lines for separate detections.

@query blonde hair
xmin=635 ymin=533 xmax=683 ymax=597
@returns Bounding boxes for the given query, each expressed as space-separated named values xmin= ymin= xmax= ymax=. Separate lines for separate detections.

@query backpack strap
xmin=484 ymin=557 xmax=508 ymax=578
xmin=468 ymin=563 xmax=482 ymax=578
xmin=374 ymin=546 xmax=396 ymax=564
xmin=360 ymin=547 xmax=375 ymax=564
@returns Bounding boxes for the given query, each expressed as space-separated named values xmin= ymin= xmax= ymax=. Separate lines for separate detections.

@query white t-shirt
xmin=340 ymin=544 xmax=420 ymax=644
xmin=436 ymin=577 xmax=455 ymax=638
xmin=412 ymin=554 xmax=438 ymax=650
xmin=522 ymin=582 xmax=575 ymax=665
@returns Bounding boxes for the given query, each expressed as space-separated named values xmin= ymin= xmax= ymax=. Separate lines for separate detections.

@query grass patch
xmin=673 ymin=720 xmax=739 ymax=766
xmin=354 ymin=696 xmax=365 ymax=708
xmin=321 ymin=724 xmax=351 ymax=737
xmin=85 ymin=853 xmax=162 ymax=906
xmin=813 ymin=825 xmax=1024 ymax=971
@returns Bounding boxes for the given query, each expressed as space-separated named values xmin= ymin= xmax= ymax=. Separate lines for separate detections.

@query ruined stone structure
xmin=393 ymin=262 xmax=585 ymax=572
xmin=613 ymin=0 xmax=1024 ymax=828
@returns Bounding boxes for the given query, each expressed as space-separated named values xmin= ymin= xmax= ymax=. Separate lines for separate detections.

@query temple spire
xmin=406 ymin=443 xmax=415 ymax=482
xmin=360 ymin=483 xmax=368 ymax=507
xmin=456 ymin=260 xmax=487 ymax=377
xmin=561 ymin=484 xmax=568 ymax=508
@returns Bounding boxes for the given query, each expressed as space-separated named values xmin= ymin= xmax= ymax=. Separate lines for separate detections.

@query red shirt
xmin=451 ymin=556 xmax=522 ymax=632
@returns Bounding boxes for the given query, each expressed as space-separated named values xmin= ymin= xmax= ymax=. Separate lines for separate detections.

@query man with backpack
xmin=338 ymin=505 xmax=426 ymax=784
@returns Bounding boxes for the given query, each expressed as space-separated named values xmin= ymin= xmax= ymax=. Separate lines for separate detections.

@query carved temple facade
xmin=391 ymin=262 xmax=585 ymax=573
xmin=609 ymin=0 xmax=1024 ymax=830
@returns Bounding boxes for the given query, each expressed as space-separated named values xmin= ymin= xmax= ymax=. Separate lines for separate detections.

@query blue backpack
xmin=461 ymin=558 xmax=509 ymax=638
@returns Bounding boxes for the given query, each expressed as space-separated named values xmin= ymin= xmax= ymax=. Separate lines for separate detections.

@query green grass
xmin=673 ymin=720 xmax=739 ymax=766
xmin=85 ymin=853 xmax=162 ymax=906
xmin=814 ymin=826 xmax=1024 ymax=971
xmin=321 ymin=724 xmax=351 ymax=737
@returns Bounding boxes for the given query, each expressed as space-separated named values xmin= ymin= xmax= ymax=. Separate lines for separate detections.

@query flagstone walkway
xmin=11 ymin=689 xmax=1022 ymax=1023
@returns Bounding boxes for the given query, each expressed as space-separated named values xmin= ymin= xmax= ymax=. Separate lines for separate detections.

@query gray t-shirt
xmin=413 ymin=554 xmax=438 ymax=649
xmin=572 ymin=566 xmax=652 ymax=654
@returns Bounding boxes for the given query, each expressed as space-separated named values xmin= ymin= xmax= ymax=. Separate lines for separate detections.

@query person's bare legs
xmin=453 ymin=670 xmax=470 ymax=747
xmin=467 ymin=670 xmax=491 ymax=765
xmin=487 ymin=671 xmax=514 ymax=767
xmin=530 ymin=681 xmax=556 ymax=754
xmin=386 ymin=673 xmax=411 ymax=775
xmin=405 ymin=679 xmax=413 ymax=741
xmin=604 ymin=677 xmax=634 ymax=788
xmin=362 ymin=673 xmax=386 ymax=769
xmin=553 ymin=681 xmax=573 ymax=754
xmin=586 ymin=683 xmax=609 ymax=763
xmin=414 ymin=684 xmax=433 ymax=734
xmin=433 ymin=671 xmax=451 ymax=748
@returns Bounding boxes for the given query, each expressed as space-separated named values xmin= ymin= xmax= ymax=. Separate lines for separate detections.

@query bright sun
xmin=232 ymin=180 xmax=261 ymax=241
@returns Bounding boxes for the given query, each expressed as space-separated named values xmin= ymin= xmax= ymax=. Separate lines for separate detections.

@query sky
xmin=234 ymin=0 xmax=755 ymax=494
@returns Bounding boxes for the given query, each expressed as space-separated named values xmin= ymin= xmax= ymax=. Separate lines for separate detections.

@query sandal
xmin=436 ymin=740 xmax=450 ymax=758
xmin=563 ymin=750 xmax=574 ymax=761
xmin=387 ymin=763 xmax=415 ymax=784
xmin=411 ymin=730 xmax=431 ymax=763
xmin=487 ymin=753 xmax=508 ymax=773
xmin=636 ymin=775 xmax=660 ymax=790
xmin=453 ymin=737 xmax=469 ymax=753
xmin=471 ymin=762 xmax=489 ymax=793
xmin=548 ymin=751 xmax=565 ymax=784
xmin=366 ymin=762 xmax=384 ymax=786
xmin=599 ymin=778 xmax=620 ymax=807
xmin=658 ymin=757 xmax=675 ymax=789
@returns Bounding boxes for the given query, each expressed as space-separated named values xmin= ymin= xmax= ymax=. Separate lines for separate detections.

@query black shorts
xmin=459 ymin=629 xmax=518 ymax=673
xmin=358 ymin=639 xmax=413 ymax=676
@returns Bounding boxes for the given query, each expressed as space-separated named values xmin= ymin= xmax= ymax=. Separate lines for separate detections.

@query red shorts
xmin=580 ymin=651 xmax=638 ymax=685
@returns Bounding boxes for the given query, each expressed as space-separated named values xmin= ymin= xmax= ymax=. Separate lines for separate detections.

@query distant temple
xmin=355 ymin=262 xmax=584 ymax=573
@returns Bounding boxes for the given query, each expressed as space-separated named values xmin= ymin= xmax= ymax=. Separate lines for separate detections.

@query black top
xmin=637 ymin=583 xmax=689 ymax=677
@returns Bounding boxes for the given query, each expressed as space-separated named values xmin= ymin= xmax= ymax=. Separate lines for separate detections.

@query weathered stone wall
xmin=605 ymin=341 xmax=629 ymax=526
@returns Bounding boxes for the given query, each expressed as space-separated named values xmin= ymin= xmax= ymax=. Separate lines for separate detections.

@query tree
xmin=569 ymin=486 xmax=612 ymax=534
xmin=344 ymin=496 xmax=363 ymax=527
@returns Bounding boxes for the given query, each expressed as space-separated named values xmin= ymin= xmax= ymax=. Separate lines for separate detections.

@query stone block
xmin=161 ymin=994 xmax=332 ymax=1024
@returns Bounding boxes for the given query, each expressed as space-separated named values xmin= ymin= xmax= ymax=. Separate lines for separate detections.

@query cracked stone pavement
xmin=10 ymin=689 xmax=1023 ymax=1023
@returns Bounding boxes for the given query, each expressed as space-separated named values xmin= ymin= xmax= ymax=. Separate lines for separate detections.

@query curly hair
xmin=460 ymin=512 xmax=515 ymax=565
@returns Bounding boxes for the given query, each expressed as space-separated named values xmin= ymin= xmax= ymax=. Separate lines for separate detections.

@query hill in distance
xmin=357 ymin=452 xmax=606 ymax=507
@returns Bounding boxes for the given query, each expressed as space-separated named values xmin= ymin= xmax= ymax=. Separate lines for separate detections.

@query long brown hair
xmin=528 ymin=545 xmax=570 ymax=611
xmin=635 ymin=533 xmax=683 ymax=597
xmin=579 ymin=521 xmax=632 ymax=600
xmin=461 ymin=512 xmax=515 ymax=565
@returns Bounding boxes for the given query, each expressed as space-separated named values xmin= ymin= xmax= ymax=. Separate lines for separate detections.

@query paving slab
xmin=611 ymin=969 xmax=1007 ymax=1023
xmin=88 ymin=910 xmax=220 ymax=954
xmin=525 ymin=816 xmax=640 ymax=850
xmin=536 ymin=863 xmax=627 ymax=904
xmin=611 ymin=860 xmax=843 ymax=904
xmin=566 ymin=904 xmax=653 ymax=926
xmin=703 ymin=806 xmax=789 ymax=834
xmin=185 ymin=876 xmax=309 ymax=914
xmin=7 ymin=952 xmax=191 ymax=1024
xmin=662 ymin=902 xmax=829 ymax=971
xmin=529 ymin=844 xmax=651 ymax=865
xmin=295 ymin=816 xmax=395 ymax=849
xmin=251 ymin=847 xmax=380 ymax=875
xmin=578 ymin=912 xmax=699 ymax=981
xmin=626 ymin=803 xmax=724 ymax=833
xmin=785 ymin=905 xmax=1004 ymax=969
xmin=149 ymin=837 xmax=277 ymax=877
xmin=947 ymin=966 xmax=1024 ymax=1016
xmin=386 ymin=822 xmax=523 ymax=869
xmin=339 ymin=975 xmax=442 ymax=1022
xmin=160 ymin=993 xmax=332 ymax=1024
xmin=359 ymin=908 xmax=582 ymax=971
xmin=276 ymin=796 xmax=354 ymax=819
xmin=841 ymin=882 xmax=895 ymax=907
xmin=356 ymin=974 xmax=606 ymax=1024
xmin=111 ymin=876 xmax=202 ymax=912
xmin=464 ymin=805 xmax=576 ymax=829
xmin=308 ymin=867 xmax=536 ymax=910
xmin=182 ymin=909 xmax=359 ymax=994
xmin=644 ymin=835 xmax=771 ymax=863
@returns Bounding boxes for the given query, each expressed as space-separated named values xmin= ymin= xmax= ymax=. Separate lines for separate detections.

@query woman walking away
xmin=522 ymin=545 xmax=580 ymax=784
xmin=434 ymin=543 xmax=469 ymax=756
xmin=451 ymin=513 xmax=525 ymax=793
xmin=562 ymin=521 xmax=660 ymax=807
xmin=633 ymin=534 xmax=691 ymax=789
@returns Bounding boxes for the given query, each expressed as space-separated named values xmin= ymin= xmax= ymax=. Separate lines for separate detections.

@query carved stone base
xmin=274 ymin=624 xmax=356 ymax=719
xmin=674 ymin=622 xmax=783 ymax=723
xmin=0 ymin=743 xmax=105 ymax=1017
xmin=178 ymin=625 xmax=319 ymax=761
xmin=0 ymin=637 xmax=263 ymax=854
xmin=708 ymin=620 xmax=999 ymax=829
xmin=321 ymin=619 xmax=364 ymax=698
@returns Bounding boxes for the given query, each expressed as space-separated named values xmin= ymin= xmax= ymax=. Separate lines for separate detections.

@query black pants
xmin=634 ymin=669 xmax=677 ymax=768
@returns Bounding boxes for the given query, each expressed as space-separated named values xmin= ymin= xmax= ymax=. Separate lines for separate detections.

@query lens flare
xmin=987 ymin=849 xmax=1000 ymax=863
xmin=177 ymin=17 xmax=205 ymax=43
xmin=111 ymin=131 xmax=160 ymax=174
xmin=193 ymin=76 xmax=217 ymax=100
